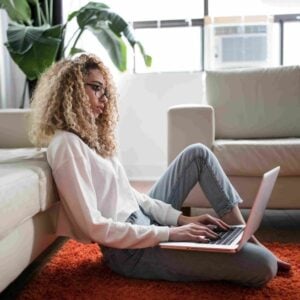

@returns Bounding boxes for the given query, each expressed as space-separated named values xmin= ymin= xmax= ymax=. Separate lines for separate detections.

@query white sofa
xmin=168 ymin=65 xmax=300 ymax=211
xmin=0 ymin=109 xmax=59 ymax=292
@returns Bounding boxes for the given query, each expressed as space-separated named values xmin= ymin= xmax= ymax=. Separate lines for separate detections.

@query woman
xmin=29 ymin=53 xmax=288 ymax=287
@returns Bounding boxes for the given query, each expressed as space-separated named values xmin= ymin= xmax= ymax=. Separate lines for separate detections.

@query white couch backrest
xmin=0 ymin=109 xmax=34 ymax=148
xmin=206 ymin=66 xmax=300 ymax=139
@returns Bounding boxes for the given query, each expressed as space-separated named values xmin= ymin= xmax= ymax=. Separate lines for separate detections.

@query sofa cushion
xmin=0 ymin=167 xmax=40 ymax=239
xmin=0 ymin=149 xmax=58 ymax=211
xmin=0 ymin=109 xmax=33 ymax=148
xmin=0 ymin=151 xmax=58 ymax=238
xmin=206 ymin=66 xmax=300 ymax=139
xmin=213 ymin=138 xmax=300 ymax=176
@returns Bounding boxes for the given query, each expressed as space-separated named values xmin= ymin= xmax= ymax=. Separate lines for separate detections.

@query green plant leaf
xmin=122 ymin=24 xmax=136 ymax=47
xmin=5 ymin=23 xmax=63 ymax=80
xmin=69 ymin=1 xmax=151 ymax=70
xmin=0 ymin=0 xmax=32 ymax=24
xmin=67 ymin=2 xmax=109 ymax=23
xmin=87 ymin=20 xmax=127 ymax=71
xmin=75 ymin=2 xmax=127 ymax=36
xmin=69 ymin=2 xmax=134 ymax=71
xmin=67 ymin=10 xmax=79 ymax=22
xmin=27 ymin=0 xmax=39 ymax=5
xmin=6 ymin=23 xmax=45 ymax=53
xmin=123 ymin=26 xmax=152 ymax=67
xmin=69 ymin=2 xmax=128 ymax=71
xmin=135 ymin=41 xmax=152 ymax=67
xmin=69 ymin=47 xmax=85 ymax=56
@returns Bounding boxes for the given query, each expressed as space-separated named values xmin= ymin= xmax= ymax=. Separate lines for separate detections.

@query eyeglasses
xmin=85 ymin=83 xmax=109 ymax=100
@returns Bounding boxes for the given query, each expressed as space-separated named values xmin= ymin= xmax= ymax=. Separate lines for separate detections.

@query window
xmin=63 ymin=1 xmax=300 ymax=73
xmin=128 ymin=0 xmax=204 ymax=72
xmin=108 ymin=0 xmax=204 ymax=21
xmin=134 ymin=25 xmax=202 ymax=73
xmin=206 ymin=1 xmax=300 ymax=70
xmin=284 ymin=22 xmax=300 ymax=65
xmin=209 ymin=0 xmax=300 ymax=16
xmin=205 ymin=16 xmax=276 ymax=70
xmin=63 ymin=0 xmax=204 ymax=73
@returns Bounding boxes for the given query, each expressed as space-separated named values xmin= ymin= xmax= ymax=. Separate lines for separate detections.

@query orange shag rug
xmin=18 ymin=240 xmax=300 ymax=300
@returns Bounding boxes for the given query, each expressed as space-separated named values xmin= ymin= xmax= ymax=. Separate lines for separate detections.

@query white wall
xmin=116 ymin=71 xmax=204 ymax=180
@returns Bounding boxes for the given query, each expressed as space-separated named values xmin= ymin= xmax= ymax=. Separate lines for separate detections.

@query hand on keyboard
xmin=177 ymin=214 xmax=231 ymax=232
xmin=207 ymin=224 xmax=228 ymax=233
xmin=169 ymin=223 xmax=222 ymax=243
xmin=174 ymin=214 xmax=232 ymax=243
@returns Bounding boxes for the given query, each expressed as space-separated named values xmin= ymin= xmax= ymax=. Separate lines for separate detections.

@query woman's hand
xmin=178 ymin=213 xmax=230 ymax=231
xmin=168 ymin=213 xmax=231 ymax=242
xmin=169 ymin=223 xmax=220 ymax=242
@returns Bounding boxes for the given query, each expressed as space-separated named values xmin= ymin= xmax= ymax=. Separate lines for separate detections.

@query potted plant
xmin=0 ymin=0 xmax=151 ymax=107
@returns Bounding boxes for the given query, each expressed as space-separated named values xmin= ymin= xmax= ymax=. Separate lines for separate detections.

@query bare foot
xmin=277 ymin=258 xmax=291 ymax=271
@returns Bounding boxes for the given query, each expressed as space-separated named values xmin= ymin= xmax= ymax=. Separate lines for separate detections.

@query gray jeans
xmin=101 ymin=144 xmax=278 ymax=287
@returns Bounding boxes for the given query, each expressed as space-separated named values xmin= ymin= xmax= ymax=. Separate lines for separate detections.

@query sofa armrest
xmin=167 ymin=104 xmax=215 ymax=164
xmin=0 ymin=109 xmax=33 ymax=148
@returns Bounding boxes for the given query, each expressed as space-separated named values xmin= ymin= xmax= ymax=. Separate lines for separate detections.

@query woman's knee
xmin=182 ymin=143 xmax=212 ymax=162
xmin=242 ymin=244 xmax=278 ymax=287
xmin=254 ymin=253 xmax=277 ymax=287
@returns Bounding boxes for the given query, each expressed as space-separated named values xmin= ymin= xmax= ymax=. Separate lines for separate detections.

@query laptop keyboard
xmin=209 ymin=227 xmax=244 ymax=245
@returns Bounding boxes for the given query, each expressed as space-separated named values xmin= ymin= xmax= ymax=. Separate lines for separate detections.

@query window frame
xmin=131 ymin=12 xmax=300 ymax=72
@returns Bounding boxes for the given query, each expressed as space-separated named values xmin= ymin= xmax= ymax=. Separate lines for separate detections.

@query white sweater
xmin=47 ymin=130 xmax=182 ymax=248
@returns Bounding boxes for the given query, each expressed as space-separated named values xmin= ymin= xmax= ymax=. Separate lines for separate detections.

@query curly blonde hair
xmin=28 ymin=54 xmax=119 ymax=157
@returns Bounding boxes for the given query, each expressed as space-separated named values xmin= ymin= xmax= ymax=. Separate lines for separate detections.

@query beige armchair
xmin=168 ymin=66 xmax=300 ymax=211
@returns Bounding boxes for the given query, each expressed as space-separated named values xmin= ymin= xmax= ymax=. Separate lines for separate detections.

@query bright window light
xmin=209 ymin=0 xmax=300 ymax=16
xmin=134 ymin=27 xmax=202 ymax=73
xmin=284 ymin=22 xmax=300 ymax=65
xmin=106 ymin=0 xmax=204 ymax=21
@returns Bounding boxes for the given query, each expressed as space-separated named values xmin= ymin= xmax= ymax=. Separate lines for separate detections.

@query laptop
xmin=159 ymin=166 xmax=280 ymax=253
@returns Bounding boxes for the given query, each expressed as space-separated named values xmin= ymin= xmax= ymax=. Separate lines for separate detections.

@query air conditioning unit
xmin=205 ymin=17 xmax=274 ymax=70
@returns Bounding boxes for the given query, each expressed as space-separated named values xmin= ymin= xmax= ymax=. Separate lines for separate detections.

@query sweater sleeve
xmin=131 ymin=188 xmax=182 ymax=226
xmin=48 ymin=139 xmax=170 ymax=249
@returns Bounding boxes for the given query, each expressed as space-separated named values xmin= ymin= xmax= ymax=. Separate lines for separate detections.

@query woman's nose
xmin=98 ymin=94 xmax=108 ymax=103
